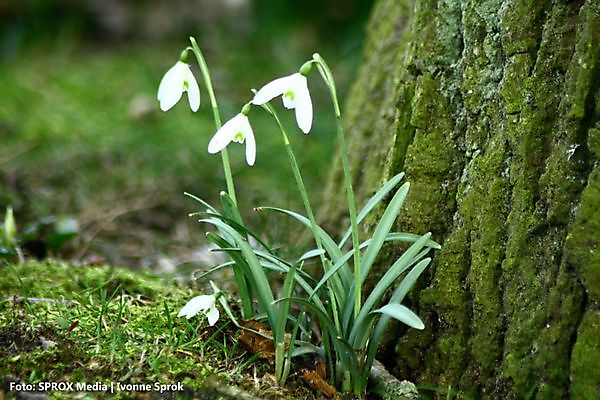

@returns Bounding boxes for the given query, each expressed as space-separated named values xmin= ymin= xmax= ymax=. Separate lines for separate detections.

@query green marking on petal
xmin=233 ymin=132 xmax=245 ymax=143
xmin=284 ymin=90 xmax=295 ymax=101
xmin=183 ymin=81 xmax=189 ymax=90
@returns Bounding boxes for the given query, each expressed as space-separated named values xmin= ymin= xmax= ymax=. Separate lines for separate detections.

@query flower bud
xmin=299 ymin=61 xmax=313 ymax=77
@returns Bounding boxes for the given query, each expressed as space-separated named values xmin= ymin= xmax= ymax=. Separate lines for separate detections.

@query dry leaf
xmin=239 ymin=320 xmax=275 ymax=360
xmin=302 ymin=369 xmax=337 ymax=398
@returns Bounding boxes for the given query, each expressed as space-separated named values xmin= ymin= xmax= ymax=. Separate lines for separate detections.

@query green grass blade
xmin=338 ymin=172 xmax=405 ymax=248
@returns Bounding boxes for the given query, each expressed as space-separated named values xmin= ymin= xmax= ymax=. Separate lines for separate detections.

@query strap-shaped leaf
xmin=257 ymin=207 xmax=350 ymax=278
xmin=184 ymin=192 xmax=217 ymax=213
xmin=198 ymin=211 xmax=272 ymax=253
xmin=360 ymin=182 xmax=410 ymax=284
xmin=200 ymin=218 xmax=276 ymax=325
xmin=219 ymin=191 xmax=243 ymax=225
xmin=349 ymin=235 xmax=431 ymax=344
xmin=338 ymin=172 xmax=405 ymax=248
xmin=361 ymin=253 xmax=431 ymax=385
xmin=297 ymin=248 xmax=326 ymax=264
xmin=372 ymin=303 xmax=424 ymax=330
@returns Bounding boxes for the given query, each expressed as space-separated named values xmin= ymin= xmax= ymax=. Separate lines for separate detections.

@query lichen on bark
xmin=325 ymin=0 xmax=600 ymax=398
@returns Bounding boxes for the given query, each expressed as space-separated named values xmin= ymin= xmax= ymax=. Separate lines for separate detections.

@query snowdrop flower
xmin=208 ymin=110 xmax=256 ymax=166
xmin=157 ymin=59 xmax=200 ymax=112
xmin=252 ymin=72 xmax=313 ymax=134
xmin=178 ymin=292 xmax=220 ymax=326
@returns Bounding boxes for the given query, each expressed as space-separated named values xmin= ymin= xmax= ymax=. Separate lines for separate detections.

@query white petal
xmin=177 ymin=295 xmax=214 ymax=319
xmin=242 ymin=117 xmax=256 ymax=166
xmin=252 ymin=74 xmax=296 ymax=105
xmin=206 ymin=306 xmax=220 ymax=326
xmin=208 ymin=114 xmax=245 ymax=154
xmin=157 ymin=62 xmax=186 ymax=112
xmin=282 ymin=93 xmax=295 ymax=109
xmin=184 ymin=66 xmax=201 ymax=112
xmin=294 ymin=77 xmax=313 ymax=134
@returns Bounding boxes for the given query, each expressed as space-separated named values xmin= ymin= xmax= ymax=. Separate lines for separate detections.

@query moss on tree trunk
xmin=323 ymin=0 xmax=600 ymax=398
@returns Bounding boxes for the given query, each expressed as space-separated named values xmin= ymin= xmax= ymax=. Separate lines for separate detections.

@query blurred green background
xmin=0 ymin=0 xmax=374 ymax=271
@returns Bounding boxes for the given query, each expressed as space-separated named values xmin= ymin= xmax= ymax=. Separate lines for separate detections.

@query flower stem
xmin=260 ymin=102 xmax=342 ymax=332
xmin=188 ymin=37 xmax=237 ymax=205
xmin=312 ymin=53 xmax=362 ymax=319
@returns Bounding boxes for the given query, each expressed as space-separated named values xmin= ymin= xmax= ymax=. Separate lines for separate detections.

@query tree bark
xmin=323 ymin=1 xmax=600 ymax=398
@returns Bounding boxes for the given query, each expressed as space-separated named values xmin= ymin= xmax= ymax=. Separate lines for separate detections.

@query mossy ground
xmin=0 ymin=261 xmax=317 ymax=399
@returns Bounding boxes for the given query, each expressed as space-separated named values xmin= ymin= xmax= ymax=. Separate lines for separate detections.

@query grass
xmin=0 ymin=260 xmax=318 ymax=399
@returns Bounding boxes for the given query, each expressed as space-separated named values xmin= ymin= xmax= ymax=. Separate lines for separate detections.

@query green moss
xmin=589 ymin=126 xmax=600 ymax=158
xmin=0 ymin=261 xmax=310 ymax=399
xmin=328 ymin=0 xmax=598 ymax=398
xmin=570 ymin=311 xmax=600 ymax=399
xmin=500 ymin=53 xmax=534 ymax=114
xmin=566 ymin=168 xmax=600 ymax=303
xmin=500 ymin=0 xmax=547 ymax=57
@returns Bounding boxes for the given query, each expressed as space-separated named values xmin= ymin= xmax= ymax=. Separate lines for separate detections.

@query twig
xmin=369 ymin=360 xmax=419 ymax=400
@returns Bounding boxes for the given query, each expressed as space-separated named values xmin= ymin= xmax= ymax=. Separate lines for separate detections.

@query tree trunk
xmin=323 ymin=0 xmax=600 ymax=398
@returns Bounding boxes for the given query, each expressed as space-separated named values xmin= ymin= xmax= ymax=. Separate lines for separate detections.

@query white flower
xmin=207 ymin=113 xmax=256 ymax=166
xmin=178 ymin=293 xmax=220 ymax=326
xmin=252 ymin=72 xmax=313 ymax=134
xmin=157 ymin=61 xmax=200 ymax=112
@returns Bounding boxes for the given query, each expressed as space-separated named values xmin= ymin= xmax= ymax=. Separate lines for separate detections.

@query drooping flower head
xmin=207 ymin=106 xmax=256 ymax=166
xmin=157 ymin=51 xmax=200 ymax=112
xmin=252 ymin=71 xmax=313 ymax=134
xmin=178 ymin=289 xmax=220 ymax=326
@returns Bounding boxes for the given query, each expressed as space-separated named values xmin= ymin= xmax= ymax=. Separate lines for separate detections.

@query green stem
xmin=312 ymin=53 xmax=362 ymax=318
xmin=188 ymin=37 xmax=237 ymax=205
xmin=261 ymin=102 xmax=342 ymax=332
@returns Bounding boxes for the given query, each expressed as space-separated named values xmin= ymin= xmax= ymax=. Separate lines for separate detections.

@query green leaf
xmin=184 ymin=192 xmax=217 ymax=213
xmin=219 ymin=191 xmax=243 ymax=225
xmin=338 ymin=172 xmax=405 ymax=248
xmin=45 ymin=217 xmax=79 ymax=249
xmin=190 ymin=260 xmax=236 ymax=281
xmin=348 ymin=235 xmax=431 ymax=344
xmin=372 ymin=304 xmax=424 ymax=330
xmin=200 ymin=218 xmax=276 ymax=325
xmin=257 ymin=206 xmax=352 ymax=290
xmin=361 ymin=255 xmax=432 ymax=385
xmin=3 ymin=207 xmax=16 ymax=244
xmin=315 ymin=231 xmax=439 ymax=303
xmin=275 ymin=264 xmax=297 ymax=343
xmin=360 ymin=182 xmax=410 ymax=283
xmin=205 ymin=230 xmax=254 ymax=318
xmin=296 ymin=248 xmax=326 ymax=264
xmin=199 ymin=211 xmax=272 ymax=252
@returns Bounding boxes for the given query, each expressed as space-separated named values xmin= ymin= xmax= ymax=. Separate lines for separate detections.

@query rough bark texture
xmin=323 ymin=1 xmax=599 ymax=398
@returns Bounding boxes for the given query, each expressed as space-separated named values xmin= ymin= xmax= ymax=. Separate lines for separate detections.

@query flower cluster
xmin=158 ymin=59 xmax=313 ymax=166
xmin=158 ymin=41 xmax=436 ymax=396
